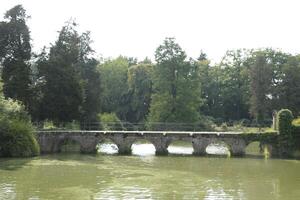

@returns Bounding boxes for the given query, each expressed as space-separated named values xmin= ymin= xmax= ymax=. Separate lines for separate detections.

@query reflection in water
xmin=168 ymin=145 xmax=193 ymax=155
xmin=204 ymin=188 xmax=230 ymax=200
xmin=95 ymin=186 xmax=153 ymax=200
xmin=97 ymin=143 xmax=118 ymax=154
xmin=168 ymin=141 xmax=194 ymax=155
xmin=206 ymin=143 xmax=229 ymax=155
xmin=1 ymin=145 xmax=300 ymax=199
xmin=132 ymin=144 xmax=155 ymax=156
xmin=0 ymin=183 xmax=16 ymax=200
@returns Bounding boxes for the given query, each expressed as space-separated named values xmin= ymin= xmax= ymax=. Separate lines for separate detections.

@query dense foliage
xmin=147 ymin=38 xmax=201 ymax=126
xmin=127 ymin=63 xmax=153 ymax=123
xmin=277 ymin=109 xmax=294 ymax=136
xmin=0 ymin=5 xmax=32 ymax=108
xmin=98 ymin=56 xmax=130 ymax=120
xmin=35 ymin=22 xmax=101 ymax=124
xmin=0 ymin=96 xmax=39 ymax=157
xmin=98 ymin=112 xmax=124 ymax=130
xmin=1 ymin=5 xmax=300 ymax=131
xmin=292 ymin=118 xmax=300 ymax=135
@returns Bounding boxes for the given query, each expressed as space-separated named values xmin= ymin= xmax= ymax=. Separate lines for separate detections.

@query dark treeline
xmin=1 ymin=5 xmax=300 ymax=129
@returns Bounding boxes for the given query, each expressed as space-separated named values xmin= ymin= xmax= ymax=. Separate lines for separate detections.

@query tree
xmin=37 ymin=21 xmax=96 ymax=123
xmin=0 ymin=5 xmax=32 ymax=107
xmin=198 ymin=57 xmax=223 ymax=120
xmin=80 ymin=58 xmax=101 ymax=123
xmin=197 ymin=50 xmax=207 ymax=61
xmin=259 ymin=49 xmax=290 ymax=112
xmin=249 ymin=52 xmax=273 ymax=123
xmin=127 ymin=63 xmax=153 ymax=122
xmin=219 ymin=49 xmax=251 ymax=121
xmin=0 ymin=77 xmax=3 ymax=96
xmin=279 ymin=56 xmax=300 ymax=116
xmin=0 ymin=95 xmax=40 ymax=157
xmin=98 ymin=56 xmax=130 ymax=120
xmin=147 ymin=38 xmax=202 ymax=126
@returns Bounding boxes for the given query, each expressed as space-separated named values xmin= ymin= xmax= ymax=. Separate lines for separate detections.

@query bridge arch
xmin=97 ymin=138 xmax=119 ymax=154
xmin=58 ymin=137 xmax=81 ymax=153
xmin=259 ymin=143 xmax=275 ymax=158
xmin=225 ymin=138 xmax=247 ymax=156
xmin=168 ymin=139 xmax=193 ymax=155
xmin=245 ymin=141 xmax=264 ymax=157
xmin=131 ymin=138 xmax=156 ymax=155
xmin=57 ymin=135 xmax=100 ymax=154
xmin=205 ymin=140 xmax=231 ymax=156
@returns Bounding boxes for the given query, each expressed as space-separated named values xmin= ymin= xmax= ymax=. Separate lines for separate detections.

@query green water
xmin=1 ymin=145 xmax=300 ymax=199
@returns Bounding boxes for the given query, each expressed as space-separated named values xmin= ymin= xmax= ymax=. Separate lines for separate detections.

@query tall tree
xmin=127 ymin=63 xmax=153 ymax=122
xmin=147 ymin=38 xmax=202 ymax=126
xmin=98 ymin=56 xmax=130 ymax=120
xmin=198 ymin=57 xmax=223 ymax=119
xmin=80 ymin=58 xmax=101 ymax=123
xmin=279 ymin=56 xmax=300 ymax=116
xmin=37 ymin=21 xmax=97 ymax=123
xmin=254 ymin=49 xmax=290 ymax=112
xmin=219 ymin=49 xmax=251 ymax=120
xmin=0 ymin=77 xmax=3 ymax=97
xmin=0 ymin=5 xmax=31 ymax=107
xmin=249 ymin=52 xmax=273 ymax=123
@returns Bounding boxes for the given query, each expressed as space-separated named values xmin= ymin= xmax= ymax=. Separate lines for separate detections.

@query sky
xmin=1 ymin=0 xmax=300 ymax=62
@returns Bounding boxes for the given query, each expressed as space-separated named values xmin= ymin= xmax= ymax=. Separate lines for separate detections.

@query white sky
xmin=1 ymin=0 xmax=300 ymax=62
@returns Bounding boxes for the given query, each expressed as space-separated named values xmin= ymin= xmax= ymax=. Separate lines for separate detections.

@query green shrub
xmin=197 ymin=116 xmax=216 ymax=131
xmin=292 ymin=125 xmax=300 ymax=134
xmin=0 ymin=118 xmax=40 ymax=157
xmin=275 ymin=109 xmax=295 ymax=157
xmin=64 ymin=120 xmax=80 ymax=130
xmin=277 ymin=109 xmax=294 ymax=136
xmin=42 ymin=119 xmax=56 ymax=130
xmin=221 ymin=122 xmax=228 ymax=131
xmin=98 ymin=112 xmax=124 ymax=130
xmin=292 ymin=118 xmax=300 ymax=134
xmin=0 ymin=97 xmax=40 ymax=157
xmin=0 ymin=97 xmax=30 ymax=121
xmin=292 ymin=117 xmax=300 ymax=127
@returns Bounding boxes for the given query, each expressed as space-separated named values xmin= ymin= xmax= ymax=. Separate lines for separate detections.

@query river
xmin=1 ymin=143 xmax=300 ymax=199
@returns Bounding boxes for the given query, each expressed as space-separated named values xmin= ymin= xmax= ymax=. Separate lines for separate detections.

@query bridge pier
xmin=110 ymin=134 xmax=135 ymax=155
xmin=226 ymin=138 xmax=246 ymax=156
xmin=38 ymin=134 xmax=61 ymax=153
xmin=149 ymin=137 xmax=172 ymax=155
xmin=117 ymin=143 xmax=133 ymax=155
xmin=79 ymin=136 xmax=99 ymax=154
xmin=192 ymin=137 xmax=209 ymax=155
xmin=261 ymin=143 xmax=282 ymax=157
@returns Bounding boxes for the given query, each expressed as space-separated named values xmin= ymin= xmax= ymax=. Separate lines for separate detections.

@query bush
xmin=64 ymin=120 xmax=80 ymax=130
xmin=42 ymin=119 xmax=57 ymax=130
xmin=277 ymin=109 xmax=294 ymax=136
xmin=276 ymin=109 xmax=295 ymax=157
xmin=292 ymin=117 xmax=300 ymax=127
xmin=292 ymin=118 xmax=300 ymax=134
xmin=0 ymin=118 xmax=39 ymax=157
xmin=240 ymin=119 xmax=251 ymax=127
xmin=98 ymin=112 xmax=124 ymax=130
xmin=292 ymin=125 xmax=300 ymax=134
xmin=220 ymin=123 xmax=228 ymax=131
xmin=0 ymin=97 xmax=40 ymax=157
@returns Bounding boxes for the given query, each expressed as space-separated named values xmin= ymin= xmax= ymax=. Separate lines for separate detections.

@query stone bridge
xmin=36 ymin=130 xmax=279 ymax=156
